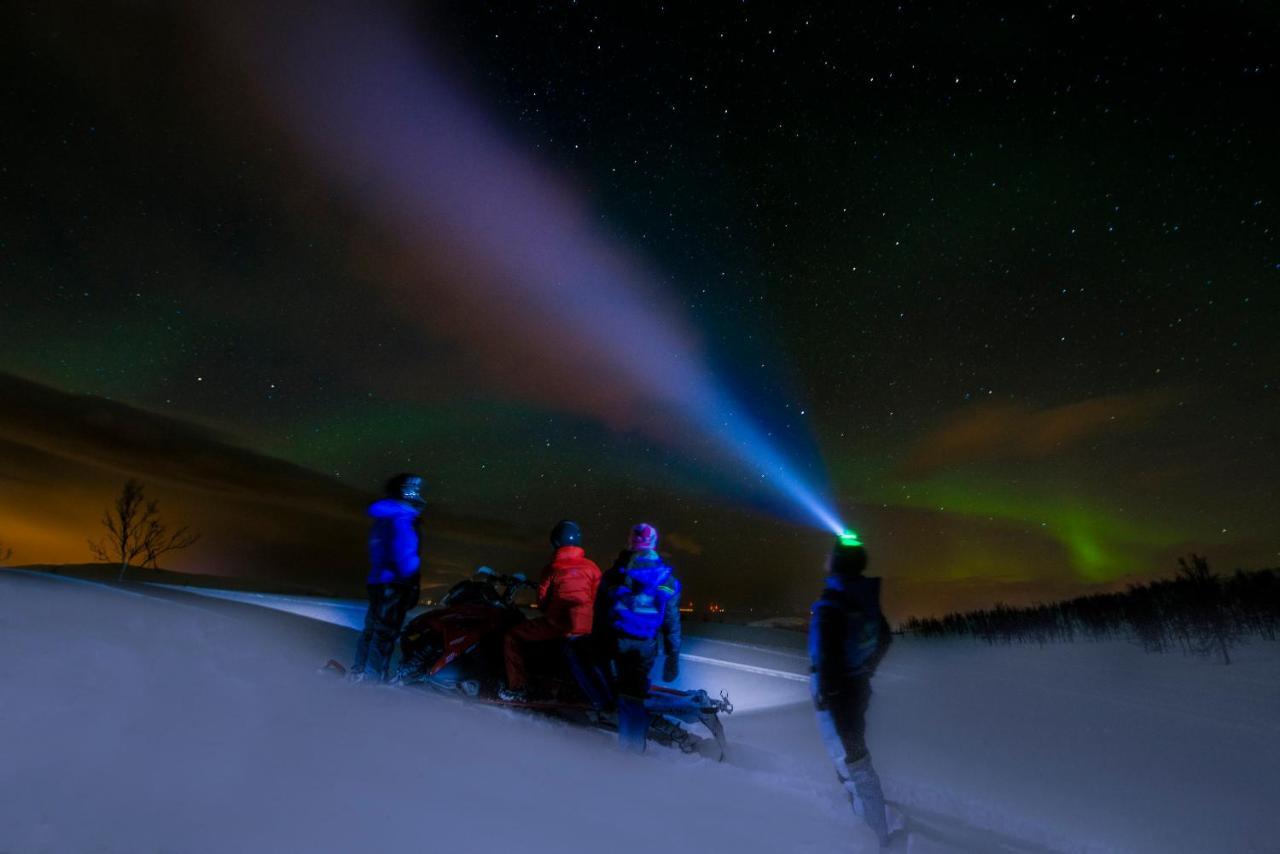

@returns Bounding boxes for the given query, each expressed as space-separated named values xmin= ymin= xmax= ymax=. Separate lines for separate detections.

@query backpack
xmin=610 ymin=554 xmax=678 ymax=639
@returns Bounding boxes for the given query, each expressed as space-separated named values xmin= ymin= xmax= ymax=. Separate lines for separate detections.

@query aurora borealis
xmin=2 ymin=1 xmax=1277 ymax=619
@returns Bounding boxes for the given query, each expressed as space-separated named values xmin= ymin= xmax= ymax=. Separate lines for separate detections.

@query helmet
xmin=830 ymin=530 xmax=867 ymax=577
xmin=629 ymin=523 xmax=658 ymax=551
xmin=550 ymin=519 xmax=581 ymax=548
xmin=385 ymin=473 xmax=426 ymax=509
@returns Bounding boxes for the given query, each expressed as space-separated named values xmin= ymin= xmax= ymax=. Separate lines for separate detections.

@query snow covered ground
xmin=2 ymin=570 xmax=1278 ymax=853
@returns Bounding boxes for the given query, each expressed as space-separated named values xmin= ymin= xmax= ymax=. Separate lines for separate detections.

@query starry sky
xmin=2 ymin=1 xmax=1277 ymax=619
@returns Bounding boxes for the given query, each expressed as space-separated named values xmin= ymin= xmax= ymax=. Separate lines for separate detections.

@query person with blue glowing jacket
xmin=810 ymin=531 xmax=895 ymax=849
xmin=349 ymin=473 xmax=426 ymax=683
xmin=595 ymin=522 xmax=682 ymax=752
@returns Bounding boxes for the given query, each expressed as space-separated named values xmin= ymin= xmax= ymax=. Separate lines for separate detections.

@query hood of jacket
xmin=624 ymin=550 xmax=672 ymax=591
xmin=822 ymin=573 xmax=881 ymax=614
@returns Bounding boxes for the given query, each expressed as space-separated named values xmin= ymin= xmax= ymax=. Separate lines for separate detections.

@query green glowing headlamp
xmin=837 ymin=529 xmax=863 ymax=548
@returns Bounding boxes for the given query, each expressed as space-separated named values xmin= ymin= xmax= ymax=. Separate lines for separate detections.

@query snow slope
xmin=719 ymin=637 xmax=1280 ymax=853
xmin=167 ymin=581 xmax=1280 ymax=852
xmin=0 ymin=571 xmax=861 ymax=854
xmin=3 ymin=570 xmax=1278 ymax=853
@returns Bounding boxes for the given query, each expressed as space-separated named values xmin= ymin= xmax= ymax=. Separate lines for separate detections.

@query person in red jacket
xmin=500 ymin=519 xmax=601 ymax=702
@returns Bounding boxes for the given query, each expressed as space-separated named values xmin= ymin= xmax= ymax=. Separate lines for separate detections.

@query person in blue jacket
xmin=810 ymin=531 xmax=895 ymax=849
xmin=595 ymin=522 xmax=682 ymax=752
xmin=349 ymin=473 xmax=426 ymax=683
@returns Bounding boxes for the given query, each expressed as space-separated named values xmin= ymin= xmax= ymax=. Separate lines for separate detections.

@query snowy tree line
xmin=901 ymin=555 xmax=1278 ymax=664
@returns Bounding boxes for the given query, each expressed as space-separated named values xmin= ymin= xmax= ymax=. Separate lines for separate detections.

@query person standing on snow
xmin=349 ymin=473 xmax=426 ymax=683
xmin=596 ymin=522 xmax=682 ymax=752
xmin=810 ymin=532 xmax=895 ymax=849
xmin=500 ymin=520 xmax=602 ymax=702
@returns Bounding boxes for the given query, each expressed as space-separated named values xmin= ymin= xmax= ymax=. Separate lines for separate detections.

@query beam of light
xmin=678 ymin=653 xmax=809 ymax=683
xmin=694 ymin=390 xmax=847 ymax=534
xmin=212 ymin=1 xmax=844 ymax=532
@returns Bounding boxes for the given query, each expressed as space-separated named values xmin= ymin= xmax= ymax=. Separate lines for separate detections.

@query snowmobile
xmin=392 ymin=567 xmax=732 ymax=759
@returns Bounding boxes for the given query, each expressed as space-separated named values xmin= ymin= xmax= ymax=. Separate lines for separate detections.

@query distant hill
xmin=0 ymin=372 xmax=535 ymax=595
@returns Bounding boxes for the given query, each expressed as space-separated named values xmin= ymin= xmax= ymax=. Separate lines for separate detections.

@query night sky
xmin=2 ymin=1 xmax=1277 ymax=619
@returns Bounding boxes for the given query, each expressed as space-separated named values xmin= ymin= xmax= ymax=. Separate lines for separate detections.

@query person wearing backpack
xmin=596 ymin=522 xmax=682 ymax=752
xmin=349 ymin=473 xmax=426 ymax=683
xmin=810 ymin=532 xmax=895 ymax=849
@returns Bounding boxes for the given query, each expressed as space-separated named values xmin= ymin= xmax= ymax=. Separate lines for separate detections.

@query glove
xmin=662 ymin=655 xmax=679 ymax=683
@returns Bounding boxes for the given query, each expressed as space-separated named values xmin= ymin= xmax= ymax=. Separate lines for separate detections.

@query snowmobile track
xmin=889 ymin=801 xmax=1065 ymax=854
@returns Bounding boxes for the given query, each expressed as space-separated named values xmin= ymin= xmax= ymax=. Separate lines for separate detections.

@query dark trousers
xmin=563 ymin=638 xmax=612 ymax=710
xmin=502 ymin=617 xmax=566 ymax=692
xmin=352 ymin=582 xmax=419 ymax=680
xmin=817 ymin=677 xmax=873 ymax=761
xmin=612 ymin=636 xmax=659 ymax=697
xmin=813 ymin=676 xmax=889 ymax=845
xmin=612 ymin=636 xmax=658 ymax=753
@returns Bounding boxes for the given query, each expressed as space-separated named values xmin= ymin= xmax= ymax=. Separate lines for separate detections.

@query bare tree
xmin=89 ymin=478 xmax=148 ymax=577
xmin=140 ymin=516 xmax=200 ymax=571
xmin=88 ymin=479 xmax=200 ymax=581
xmin=1177 ymin=553 xmax=1241 ymax=665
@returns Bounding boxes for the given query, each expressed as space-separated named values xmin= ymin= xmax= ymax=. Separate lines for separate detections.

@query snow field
xmin=5 ymin=570 xmax=1278 ymax=853
xmin=0 ymin=572 xmax=867 ymax=854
